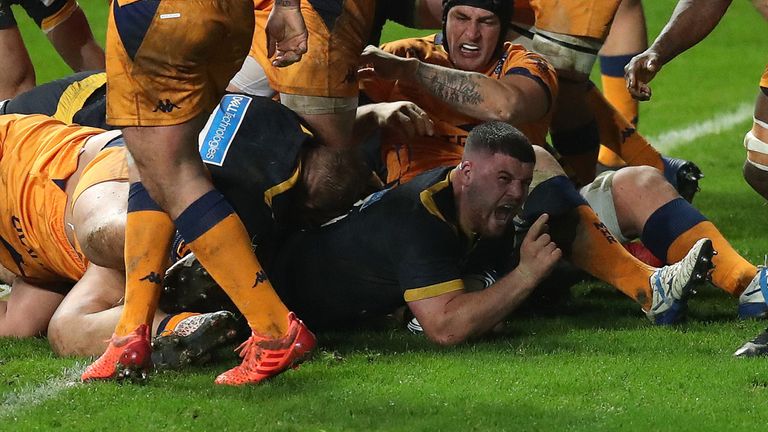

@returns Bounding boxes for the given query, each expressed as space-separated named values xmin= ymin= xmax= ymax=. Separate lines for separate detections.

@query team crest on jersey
xmin=199 ymin=94 xmax=252 ymax=166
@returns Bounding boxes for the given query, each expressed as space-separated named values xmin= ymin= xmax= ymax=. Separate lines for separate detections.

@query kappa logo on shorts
xmin=153 ymin=99 xmax=181 ymax=113
xmin=199 ymin=94 xmax=252 ymax=166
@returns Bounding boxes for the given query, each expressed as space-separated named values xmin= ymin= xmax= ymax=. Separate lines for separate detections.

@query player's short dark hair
xmin=295 ymin=146 xmax=370 ymax=225
xmin=464 ymin=121 xmax=536 ymax=163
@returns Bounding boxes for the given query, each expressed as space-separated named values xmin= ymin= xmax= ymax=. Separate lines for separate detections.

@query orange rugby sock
xmin=523 ymin=176 xmax=654 ymax=308
xmin=176 ymin=190 xmax=289 ymax=337
xmin=587 ymin=84 xmax=664 ymax=170
xmin=602 ymin=74 xmax=639 ymax=126
xmin=666 ymin=222 xmax=755 ymax=296
xmin=569 ymin=205 xmax=655 ymax=309
xmin=155 ymin=312 xmax=197 ymax=337
xmin=640 ymin=199 xmax=756 ymax=296
xmin=597 ymin=144 xmax=627 ymax=169
xmin=115 ymin=183 xmax=174 ymax=336
xmin=599 ymin=54 xmax=639 ymax=125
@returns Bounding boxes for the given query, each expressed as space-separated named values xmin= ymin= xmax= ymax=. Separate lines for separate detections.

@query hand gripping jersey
xmin=248 ymin=0 xmax=376 ymax=99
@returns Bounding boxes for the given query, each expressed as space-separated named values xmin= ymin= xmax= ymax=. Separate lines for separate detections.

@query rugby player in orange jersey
xmin=0 ymin=112 xmax=239 ymax=365
xmin=356 ymin=0 xmax=766 ymax=324
xmin=229 ymin=0 xmax=376 ymax=152
xmin=410 ymin=0 xmax=702 ymax=196
xmin=0 ymin=84 xmax=368 ymax=371
xmin=82 ymin=0 xmax=318 ymax=386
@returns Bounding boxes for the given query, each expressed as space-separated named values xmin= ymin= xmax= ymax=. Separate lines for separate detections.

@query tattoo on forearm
xmin=418 ymin=68 xmax=483 ymax=105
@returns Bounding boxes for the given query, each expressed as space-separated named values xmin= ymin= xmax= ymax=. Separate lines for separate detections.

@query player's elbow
xmin=485 ymin=103 xmax=516 ymax=124
xmin=423 ymin=322 xmax=473 ymax=346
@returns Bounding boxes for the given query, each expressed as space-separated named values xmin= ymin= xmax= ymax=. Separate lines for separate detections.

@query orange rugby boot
xmin=214 ymin=312 xmax=316 ymax=385
xmin=82 ymin=324 xmax=152 ymax=383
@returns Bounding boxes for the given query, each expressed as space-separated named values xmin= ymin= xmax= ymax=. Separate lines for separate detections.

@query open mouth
xmin=460 ymin=43 xmax=481 ymax=53
xmin=494 ymin=204 xmax=515 ymax=222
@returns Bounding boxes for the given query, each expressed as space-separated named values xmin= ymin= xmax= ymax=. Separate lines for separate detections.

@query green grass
xmin=4 ymin=1 xmax=768 ymax=431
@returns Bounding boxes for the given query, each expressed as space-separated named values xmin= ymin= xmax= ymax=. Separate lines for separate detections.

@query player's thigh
xmin=52 ymin=264 xmax=125 ymax=321
xmin=0 ymin=27 xmax=35 ymax=98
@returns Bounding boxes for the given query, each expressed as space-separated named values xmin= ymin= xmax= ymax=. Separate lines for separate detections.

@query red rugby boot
xmin=215 ymin=312 xmax=316 ymax=385
xmin=82 ymin=324 xmax=152 ymax=383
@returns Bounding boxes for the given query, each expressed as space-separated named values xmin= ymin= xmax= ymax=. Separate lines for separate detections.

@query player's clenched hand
xmin=374 ymin=101 xmax=434 ymax=138
xmin=358 ymin=45 xmax=418 ymax=82
xmin=515 ymin=214 xmax=561 ymax=288
xmin=266 ymin=2 xmax=308 ymax=67
xmin=625 ymin=50 xmax=662 ymax=101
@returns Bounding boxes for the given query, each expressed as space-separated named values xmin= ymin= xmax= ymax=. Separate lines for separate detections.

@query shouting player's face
xmin=445 ymin=5 xmax=502 ymax=72
xmin=459 ymin=152 xmax=533 ymax=238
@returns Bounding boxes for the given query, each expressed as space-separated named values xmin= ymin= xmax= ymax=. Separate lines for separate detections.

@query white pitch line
xmin=647 ymin=102 xmax=753 ymax=153
xmin=0 ymin=362 xmax=84 ymax=419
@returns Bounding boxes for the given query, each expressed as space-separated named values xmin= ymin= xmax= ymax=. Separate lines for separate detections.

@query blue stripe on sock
xmin=600 ymin=54 xmax=638 ymax=77
xmin=128 ymin=182 xmax=163 ymax=213
xmin=174 ymin=190 xmax=234 ymax=243
xmin=641 ymin=198 xmax=708 ymax=262
xmin=155 ymin=313 xmax=174 ymax=335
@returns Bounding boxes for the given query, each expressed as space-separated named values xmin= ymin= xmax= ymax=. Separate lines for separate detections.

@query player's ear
xmin=459 ymin=160 xmax=472 ymax=181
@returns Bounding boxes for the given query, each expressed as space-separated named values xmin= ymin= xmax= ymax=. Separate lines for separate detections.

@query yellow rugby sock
xmin=176 ymin=191 xmax=289 ymax=337
xmin=115 ymin=183 xmax=174 ymax=336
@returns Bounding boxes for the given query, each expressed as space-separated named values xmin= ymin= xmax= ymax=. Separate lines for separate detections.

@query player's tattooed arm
xmin=414 ymin=66 xmax=484 ymax=106
xmin=360 ymin=44 xmax=550 ymax=125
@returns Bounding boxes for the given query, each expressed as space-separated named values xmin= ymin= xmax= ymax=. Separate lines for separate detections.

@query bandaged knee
xmin=744 ymin=129 xmax=768 ymax=171
xmin=532 ymin=30 xmax=602 ymax=77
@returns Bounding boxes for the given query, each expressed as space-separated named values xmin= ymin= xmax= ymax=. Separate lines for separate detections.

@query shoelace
xmin=234 ymin=337 xmax=263 ymax=366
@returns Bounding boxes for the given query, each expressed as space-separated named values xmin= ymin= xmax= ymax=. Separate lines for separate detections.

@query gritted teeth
xmin=460 ymin=43 xmax=480 ymax=51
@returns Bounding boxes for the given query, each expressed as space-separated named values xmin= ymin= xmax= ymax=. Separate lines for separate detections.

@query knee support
xmin=744 ymin=128 xmax=768 ymax=171
xmin=532 ymin=30 xmax=602 ymax=77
